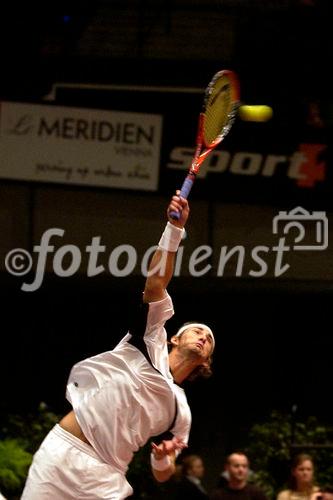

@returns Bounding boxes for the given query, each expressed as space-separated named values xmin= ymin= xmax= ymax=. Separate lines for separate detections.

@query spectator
xmin=277 ymin=453 xmax=320 ymax=500
xmin=174 ymin=454 xmax=209 ymax=499
xmin=210 ymin=452 xmax=267 ymax=500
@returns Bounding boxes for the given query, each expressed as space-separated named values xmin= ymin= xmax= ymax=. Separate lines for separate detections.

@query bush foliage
xmin=245 ymin=411 xmax=333 ymax=499
xmin=0 ymin=403 xmax=60 ymax=498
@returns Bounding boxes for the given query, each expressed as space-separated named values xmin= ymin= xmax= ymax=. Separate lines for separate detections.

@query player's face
xmin=293 ymin=460 xmax=314 ymax=487
xmin=179 ymin=326 xmax=214 ymax=358
xmin=226 ymin=454 xmax=249 ymax=483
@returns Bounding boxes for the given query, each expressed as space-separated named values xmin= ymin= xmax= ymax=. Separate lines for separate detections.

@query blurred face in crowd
xmin=226 ymin=453 xmax=249 ymax=488
xmin=292 ymin=459 xmax=314 ymax=490
xmin=188 ymin=457 xmax=205 ymax=479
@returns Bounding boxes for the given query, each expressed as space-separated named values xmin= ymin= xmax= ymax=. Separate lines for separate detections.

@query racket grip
xmin=169 ymin=174 xmax=195 ymax=220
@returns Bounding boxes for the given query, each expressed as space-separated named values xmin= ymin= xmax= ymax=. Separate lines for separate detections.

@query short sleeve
xmin=145 ymin=292 xmax=174 ymax=339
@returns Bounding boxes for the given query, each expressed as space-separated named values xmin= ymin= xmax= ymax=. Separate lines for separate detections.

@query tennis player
xmin=21 ymin=192 xmax=215 ymax=499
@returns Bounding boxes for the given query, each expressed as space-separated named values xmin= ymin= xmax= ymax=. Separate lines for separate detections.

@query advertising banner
xmin=0 ymin=101 xmax=163 ymax=191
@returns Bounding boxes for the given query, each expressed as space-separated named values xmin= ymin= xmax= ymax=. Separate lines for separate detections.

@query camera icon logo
xmin=272 ymin=206 xmax=328 ymax=251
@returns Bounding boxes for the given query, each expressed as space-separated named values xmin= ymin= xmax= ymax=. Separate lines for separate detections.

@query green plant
xmin=1 ymin=402 xmax=61 ymax=454
xmin=0 ymin=402 xmax=61 ymax=498
xmin=0 ymin=439 xmax=32 ymax=498
xmin=245 ymin=411 xmax=333 ymax=499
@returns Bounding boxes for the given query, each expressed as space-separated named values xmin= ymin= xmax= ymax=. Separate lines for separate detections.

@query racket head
xmin=202 ymin=69 xmax=240 ymax=148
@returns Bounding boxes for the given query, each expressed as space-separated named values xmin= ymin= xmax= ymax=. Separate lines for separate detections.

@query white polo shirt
xmin=66 ymin=292 xmax=191 ymax=475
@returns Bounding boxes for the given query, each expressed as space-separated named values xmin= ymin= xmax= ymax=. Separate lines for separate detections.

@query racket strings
xmin=204 ymin=76 xmax=234 ymax=145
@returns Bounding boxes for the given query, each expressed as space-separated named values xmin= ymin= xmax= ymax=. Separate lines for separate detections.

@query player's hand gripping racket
xmin=170 ymin=69 xmax=240 ymax=220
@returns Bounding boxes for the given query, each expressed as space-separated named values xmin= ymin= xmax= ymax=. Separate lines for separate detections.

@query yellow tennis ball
xmin=239 ymin=105 xmax=273 ymax=122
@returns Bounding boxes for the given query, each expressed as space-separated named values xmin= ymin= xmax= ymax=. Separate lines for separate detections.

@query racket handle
xmin=169 ymin=173 xmax=196 ymax=220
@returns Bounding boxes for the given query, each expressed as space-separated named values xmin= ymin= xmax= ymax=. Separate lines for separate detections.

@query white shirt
xmin=66 ymin=293 xmax=191 ymax=474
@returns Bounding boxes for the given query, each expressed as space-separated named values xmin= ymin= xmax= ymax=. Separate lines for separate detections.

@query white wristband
xmin=150 ymin=453 xmax=172 ymax=471
xmin=158 ymin=222 xmax=184 ymax=252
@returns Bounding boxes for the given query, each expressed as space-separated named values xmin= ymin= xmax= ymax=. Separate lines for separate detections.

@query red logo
xmin=296 ymin=144 xmax=327 ymax=188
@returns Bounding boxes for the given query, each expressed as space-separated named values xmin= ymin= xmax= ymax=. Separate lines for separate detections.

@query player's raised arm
xmin=143 ymin=193 xmax=189 ymax=304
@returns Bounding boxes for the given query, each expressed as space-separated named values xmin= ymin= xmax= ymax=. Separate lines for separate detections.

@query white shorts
xmin=21 ymin=424 xmax=133 ymax=500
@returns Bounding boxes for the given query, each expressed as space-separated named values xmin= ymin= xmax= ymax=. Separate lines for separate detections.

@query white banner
xmin=0 ymin=102 xmax=162 ymax=191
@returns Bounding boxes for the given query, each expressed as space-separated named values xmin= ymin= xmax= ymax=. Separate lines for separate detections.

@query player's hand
xmin=167 ymin=191 xmax=190 ymax=228
xmin=151 ymin=436 xmax=187 ymax=458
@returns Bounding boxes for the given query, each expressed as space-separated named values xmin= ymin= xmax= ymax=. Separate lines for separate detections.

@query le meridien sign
xmin=0 ymin=102 xmax=162 ymax=191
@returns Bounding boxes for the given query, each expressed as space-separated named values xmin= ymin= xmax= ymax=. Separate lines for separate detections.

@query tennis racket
xmin=170 ymin=69 xmax=240 ymax=220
